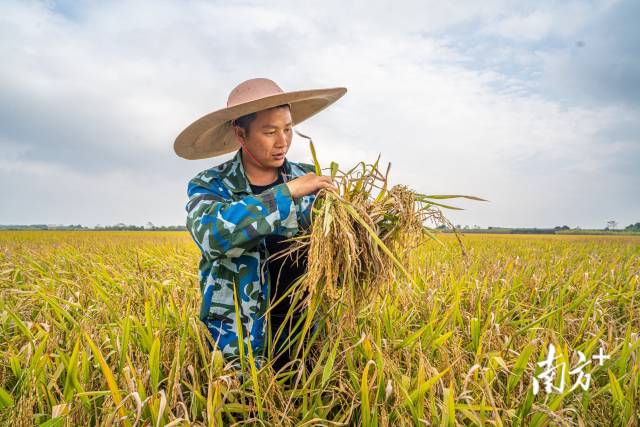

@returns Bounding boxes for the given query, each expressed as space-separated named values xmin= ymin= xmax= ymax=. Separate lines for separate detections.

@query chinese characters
xmin=532 ymin=343 xmax=610 ymax=395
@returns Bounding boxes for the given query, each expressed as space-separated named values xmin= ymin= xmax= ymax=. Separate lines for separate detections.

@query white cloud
xmin=481 ymin=2 xmax=597 ymax=42
xmin=0 ymin=0 xmax=638 ymax=228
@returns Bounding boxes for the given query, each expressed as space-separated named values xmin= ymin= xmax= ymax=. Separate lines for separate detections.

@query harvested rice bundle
xmin=301 ymin=165 xmax=422 ymax=307
xmin=268 ymin=134 xmax=484 ymax=357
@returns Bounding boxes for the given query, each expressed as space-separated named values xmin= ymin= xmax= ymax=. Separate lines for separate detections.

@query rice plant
xmin=266 ymin=136 xmax=484 ymax=382
xmin=0 ymin=173 xmax=638 ymax=424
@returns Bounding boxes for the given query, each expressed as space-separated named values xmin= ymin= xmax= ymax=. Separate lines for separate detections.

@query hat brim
xmin=174 ymin=87 xmax=347 ymax=160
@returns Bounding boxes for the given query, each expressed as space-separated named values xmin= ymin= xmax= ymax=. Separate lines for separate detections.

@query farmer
xmin=173 ymin=78 xmax=346 ymax=372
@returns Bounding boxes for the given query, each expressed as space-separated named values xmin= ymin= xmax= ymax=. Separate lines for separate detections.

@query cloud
xmin=0 ymin=0 xmax=638 ymax=228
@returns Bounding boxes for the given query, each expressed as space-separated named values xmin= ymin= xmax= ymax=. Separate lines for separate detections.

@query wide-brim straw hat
xmin=174 ymin=78 xmax=347 ymax=160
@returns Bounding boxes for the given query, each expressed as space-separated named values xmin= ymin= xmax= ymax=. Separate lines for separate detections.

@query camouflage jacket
xmin=185 ymin=149 xmax=316 ymax=364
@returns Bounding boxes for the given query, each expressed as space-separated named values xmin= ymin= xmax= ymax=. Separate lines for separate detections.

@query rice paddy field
xmin=0 ymin=230 xmax=638 ymax=426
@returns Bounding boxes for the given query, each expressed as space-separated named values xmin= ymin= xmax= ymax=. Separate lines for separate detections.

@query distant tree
xmin=606 ymin=220 xmax=618 ymax=230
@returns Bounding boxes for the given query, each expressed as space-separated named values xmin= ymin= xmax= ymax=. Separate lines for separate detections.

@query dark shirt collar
xmin=218 ymin=149 xmax=292 ymax=194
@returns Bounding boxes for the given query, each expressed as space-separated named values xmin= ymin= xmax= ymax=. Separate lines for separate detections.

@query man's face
xmin=236 ymin=106 xmax=293 ymax=170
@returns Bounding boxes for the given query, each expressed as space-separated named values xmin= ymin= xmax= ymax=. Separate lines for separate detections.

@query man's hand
xmin=286 ymin=173 xmax=338 ymax=198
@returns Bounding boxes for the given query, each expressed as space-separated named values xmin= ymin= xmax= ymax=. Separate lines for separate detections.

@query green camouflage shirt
xmin=185 ymin=149 xmax=315 ymax=365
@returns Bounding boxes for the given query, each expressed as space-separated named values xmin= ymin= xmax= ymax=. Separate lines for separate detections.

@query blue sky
xmin=0 ymin=0 xmax=638 ymax=228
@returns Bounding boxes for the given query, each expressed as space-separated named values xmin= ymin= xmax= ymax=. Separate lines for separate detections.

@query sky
xmin=1 ymin=0 xmax=638 ymax=229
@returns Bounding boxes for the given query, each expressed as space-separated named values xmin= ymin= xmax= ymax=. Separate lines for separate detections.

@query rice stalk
xmin=270 ymin=135 xmax=484 ymax=358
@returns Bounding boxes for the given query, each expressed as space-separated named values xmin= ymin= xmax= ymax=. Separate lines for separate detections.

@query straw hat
xmin=174 ymin=78 xmax=347 ymax=160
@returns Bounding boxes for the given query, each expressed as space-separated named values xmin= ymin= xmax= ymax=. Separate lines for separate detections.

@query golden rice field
xmin=0 ymin=231 xmax=638 ymax=426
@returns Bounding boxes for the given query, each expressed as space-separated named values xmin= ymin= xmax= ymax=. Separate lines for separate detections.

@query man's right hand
xmin=286 ymin=173 xmax=338 ymax=198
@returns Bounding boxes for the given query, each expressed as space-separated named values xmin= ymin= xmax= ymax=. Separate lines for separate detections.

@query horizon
xmin=2 ymin=221 xmax=638 ymax=231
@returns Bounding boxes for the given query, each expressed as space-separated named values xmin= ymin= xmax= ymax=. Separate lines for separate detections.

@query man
xmin=173 ymin=78 xmax=346 ymax=371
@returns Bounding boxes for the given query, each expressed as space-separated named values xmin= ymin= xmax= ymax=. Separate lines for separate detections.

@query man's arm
xmin=292 ymin=163 xmax=321 ymax=231
xmin=186 ymin=178 xmax=299 ymax=260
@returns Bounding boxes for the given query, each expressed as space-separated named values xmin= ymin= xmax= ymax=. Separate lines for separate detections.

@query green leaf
xmin=321 ymin=333 xmax=342 ymax=387
xmin=63 ymin=338 xmax=81 ymax=402
xmin=84 ymin=332 xmax=131 ymax=427
xmin=309 ymin=140 xmax=321 ymax=175
xmin=149 ymin=336 xmax=161 ymax=394
xmin=421 ymin=194 xmax=488 ymax=201
xmin=330 ymin=161 xmax=339 ymax=180
xmin=507 ymin=344 xmax=536 ymax=396
xmin=361 ymin=361 xmax=376 ymax=427
xmin=404 ymin=366 xmax=451 ymax=407
xmin=0 ymin=387 xmax=14 ymax=409
xmin=37 ymin=418 xmax=64 ymax=427
xmin=607 ymin=369 xmax=624 ymax=406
